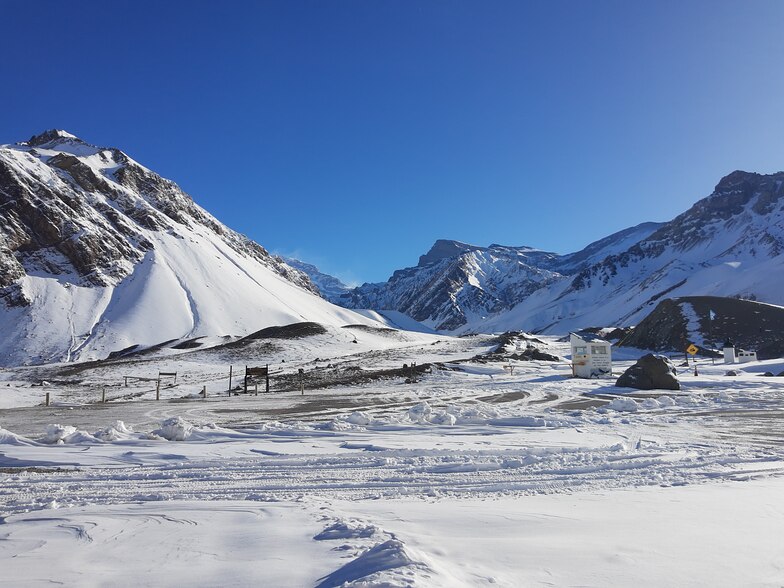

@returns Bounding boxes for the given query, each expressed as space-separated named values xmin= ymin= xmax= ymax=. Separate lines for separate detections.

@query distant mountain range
xmin=0 ymin=130 xmax=379 ymax=365
xmin=294 ymin=170 xmax=784 ymax=334
xmin=3 ymin=129 xmax=783 ymax=366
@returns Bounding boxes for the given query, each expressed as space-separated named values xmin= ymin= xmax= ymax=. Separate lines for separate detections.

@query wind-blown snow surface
xmin=0 ymin=131 xmax=383 ymax=366
xmin=1 ymin=336 xmax=783 ymax=586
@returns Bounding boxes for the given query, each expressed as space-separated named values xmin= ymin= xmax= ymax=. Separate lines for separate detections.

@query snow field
xmin=1 ymin=336 xmax=784 ymax=585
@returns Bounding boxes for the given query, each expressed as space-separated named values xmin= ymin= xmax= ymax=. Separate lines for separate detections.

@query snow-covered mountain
xmin=479 ymin=170 xmax=784 ymax=334
xmin=282 ymin=257 xmax=352 ymax=301
xmin=326 ymin=170 xmax=784 ymax=335
xmin=336 ymin=241 xmax=564 ymax=331
xmin=333 ymin=222 xmax=663 ymax=331
xmin=0 ymin=130 xmax=380 ymax=366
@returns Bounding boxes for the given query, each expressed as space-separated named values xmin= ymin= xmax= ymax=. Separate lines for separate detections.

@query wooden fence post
xmin=265 ymin=364 xmax=270 ymax=393
xmin=228 ymin=365 xmax=233 ymax=391
xmin=45 ymin=392 xmax=50 ymax=407
xmin=102 ymin=388 xmax=106 ymax=403
xmin=156 ymin=378 xmax=160 ymax=401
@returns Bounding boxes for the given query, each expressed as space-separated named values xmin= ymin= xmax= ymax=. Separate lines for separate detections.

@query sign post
xmin=245 ymin=366 xmax=269 ymax=394
xmin=686 ymin=343 xmax=699 ymax=376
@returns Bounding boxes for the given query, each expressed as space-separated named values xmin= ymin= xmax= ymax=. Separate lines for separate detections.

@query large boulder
xmin=615 ymin=354 xmax=680 ymax=391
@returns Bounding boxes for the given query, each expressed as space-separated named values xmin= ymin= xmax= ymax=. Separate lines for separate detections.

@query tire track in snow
xmin=4 ymin=442 xmax=782 ymax=516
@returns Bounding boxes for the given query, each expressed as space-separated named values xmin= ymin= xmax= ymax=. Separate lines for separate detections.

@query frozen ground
xmin=1 ymin=331 xmax=784 ymax=586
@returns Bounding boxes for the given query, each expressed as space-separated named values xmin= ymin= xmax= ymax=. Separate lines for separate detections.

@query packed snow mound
xmin=93 ymin=421 xmax=136 ymax=442
xmin=314 ymin=519 xmax=377 ymax=541
xmin=40 ymin=424 xmax=98 ymax=445
xmin=315 ymin=539 xmax=430 ymax=588
xmin=153 ymin=417 xmax=194 ymax=441
xmin=0 ymin=131 xmax=388 ymax=366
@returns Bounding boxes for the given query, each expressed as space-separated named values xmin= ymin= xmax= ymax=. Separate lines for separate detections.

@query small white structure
xmin=570 ymin=332 xmax=612 ymax=378
xmin=723 ymin=339 xmax=736 ymax=364
xmin=723 ymin=339 xmax=757 ymax=364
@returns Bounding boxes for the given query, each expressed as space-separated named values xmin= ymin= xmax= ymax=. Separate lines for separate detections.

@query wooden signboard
xmin=244 ymin=365 xmax=270 ymax=394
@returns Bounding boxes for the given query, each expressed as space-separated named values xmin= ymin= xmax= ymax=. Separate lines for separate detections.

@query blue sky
xmin=3 ymin=1 xmax=783 ymax=284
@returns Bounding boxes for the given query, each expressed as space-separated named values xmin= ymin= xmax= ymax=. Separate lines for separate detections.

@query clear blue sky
xmin=3 ymin=1 xmax=783 ymax=284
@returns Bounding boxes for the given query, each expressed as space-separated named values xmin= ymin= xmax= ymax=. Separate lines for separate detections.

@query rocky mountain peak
xmin=417 ymin=239 xmax=478 ymax=266
xmin=712 ymin=170 xmax=760 ymax=192
xmin=25 ymin=129 xmax=85 ymax=147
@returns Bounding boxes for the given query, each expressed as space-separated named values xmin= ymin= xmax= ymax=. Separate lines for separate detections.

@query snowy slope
xmin=0 ymin=130 xmax=383 ymax=365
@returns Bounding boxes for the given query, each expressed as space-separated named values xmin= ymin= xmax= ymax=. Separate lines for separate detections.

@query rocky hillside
xmin=616 ymin=296 xmax=784 ymax=360
xmin=0 ymin=130 xmax=377 ymax=365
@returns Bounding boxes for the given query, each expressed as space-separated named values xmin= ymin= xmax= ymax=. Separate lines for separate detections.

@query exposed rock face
xmin=616 ymin=354 xmax=680 ymax=390
xmin=0 ymin=130 xmax=317 ymax=303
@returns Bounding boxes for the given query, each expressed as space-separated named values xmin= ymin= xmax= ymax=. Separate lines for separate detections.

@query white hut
xmin=723 ymin=339 xmax=736 ymax=364
xmin=570 ymin=332 xmax=612 ymax=378
xmin=723 ymin=339 xmax=757 ymax=364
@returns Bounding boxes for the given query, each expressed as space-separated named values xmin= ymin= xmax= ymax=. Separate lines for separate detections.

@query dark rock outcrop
xmin=616 ymin=354 xmax=680 ymax=390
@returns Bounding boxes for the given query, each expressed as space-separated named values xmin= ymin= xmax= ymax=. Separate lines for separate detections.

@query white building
xmin=723 ymin=339 xmax=758 ymax=364
xmin=570 ymin=332 xmax=612 ymax=378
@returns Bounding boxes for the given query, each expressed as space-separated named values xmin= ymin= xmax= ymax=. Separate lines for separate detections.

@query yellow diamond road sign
xmin=687 ymin=344 xmax=699 ymax=355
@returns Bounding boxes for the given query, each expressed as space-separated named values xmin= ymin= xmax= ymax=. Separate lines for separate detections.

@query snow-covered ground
xmin=2 ymin=333 xmax=784 ymax=586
